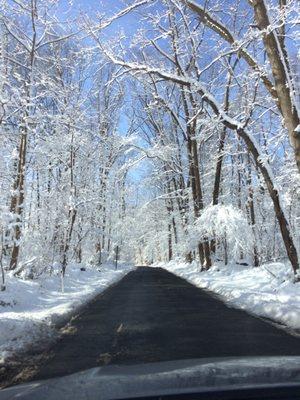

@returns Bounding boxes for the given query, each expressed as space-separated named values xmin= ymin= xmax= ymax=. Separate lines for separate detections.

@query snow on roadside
xmin=155 ymin=260 xmax=300 ymax=332
xmin=0 ymin=262 xmax=134 ymax=363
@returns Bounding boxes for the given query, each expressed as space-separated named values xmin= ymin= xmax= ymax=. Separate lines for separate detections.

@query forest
xmin=1 ymin=0 xmax=299 ymax=279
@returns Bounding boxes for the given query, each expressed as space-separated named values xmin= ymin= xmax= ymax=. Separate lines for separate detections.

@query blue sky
xmin=60 ymin=0 xmax=141 ymax=38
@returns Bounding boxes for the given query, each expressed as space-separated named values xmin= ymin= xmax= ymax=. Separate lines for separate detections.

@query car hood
xmin=1 ymin=356 xmax=300 ymax=400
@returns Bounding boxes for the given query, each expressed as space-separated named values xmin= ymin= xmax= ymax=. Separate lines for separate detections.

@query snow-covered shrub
xmin=195 ymin=205 xmax=254 ymax=262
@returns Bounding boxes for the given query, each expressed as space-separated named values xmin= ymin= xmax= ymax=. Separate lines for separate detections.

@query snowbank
xmin=155 ymin=260 xmax=300 ymax=332
xmin=0 ymin=263 xmax=134 ymax=363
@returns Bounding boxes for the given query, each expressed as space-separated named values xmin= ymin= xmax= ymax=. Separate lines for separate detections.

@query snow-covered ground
xmin=0 ymin=262 xmax=134 ymax=364
xmin=155 ymin=260 xmax=300 ymax=332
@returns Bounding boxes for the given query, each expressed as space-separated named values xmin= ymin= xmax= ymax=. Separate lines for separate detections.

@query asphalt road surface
xmin=6 ymin=267 xmax=300 ymax=384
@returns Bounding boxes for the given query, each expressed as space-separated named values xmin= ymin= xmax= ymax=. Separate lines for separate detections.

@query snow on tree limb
xmin=181 ymin=0 xmax=277 ymax=100
xmin=101 ymin=49 xmax=299 ymax=275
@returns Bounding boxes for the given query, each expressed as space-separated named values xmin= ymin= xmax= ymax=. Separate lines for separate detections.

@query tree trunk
xmin=236 ymin=127 xmax=299 ymax=276
xmin=9 ymin=132 xmax=27 ymax=270
xmin=211 ymin=65 xmax=234 ymax=254
xmin=61 ymin=208 xmax=77 ymax=276
xmin=191 ymin=138 xmax=212 ymax=269
xmin=168 ymin=222 xmax=172 ymax=261
xmin=224 ymin=230 xmax=228 ymax=265
xmin=212 ymin=60 xmax=235 ymax=206
xmin=62 ymin=134 xmax=77 ymax=276
xmin=250 ymin=0 xmax=300 ymax=172
xmin=246 ymin=157 xmax=259 ymax=266
xmin=182 ymin=87 xmax=211 ymax=269
xmin=212 ymin=126 xmax=226 ymax=206
xmin=8 ymin=3 xmax=37 ymax=270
